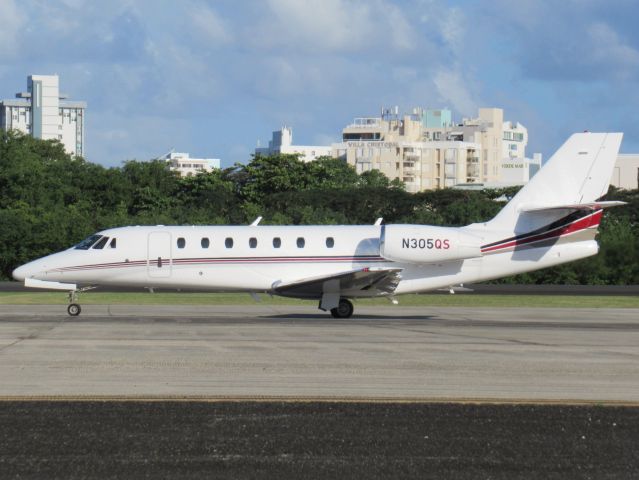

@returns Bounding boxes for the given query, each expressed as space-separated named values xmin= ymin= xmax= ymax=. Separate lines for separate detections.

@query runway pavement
xmin=0 ymin=304 xmax=637 ymax=402
xmin=2 ymin=304 xmax=638 ymax=478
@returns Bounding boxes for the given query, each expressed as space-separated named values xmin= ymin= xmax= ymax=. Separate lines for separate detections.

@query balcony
xmin=466 ymin=164 xmax=480 ymax=178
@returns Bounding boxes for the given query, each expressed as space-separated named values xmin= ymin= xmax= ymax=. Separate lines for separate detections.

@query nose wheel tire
xmin=330 ymin=299 xmax=354 ymax=318
xmin=67 ymin=303 xmax=81 ymax=316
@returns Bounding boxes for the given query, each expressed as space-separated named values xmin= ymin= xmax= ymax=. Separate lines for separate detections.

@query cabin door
xmin=147 ymin=231 xmax=172 ymax=278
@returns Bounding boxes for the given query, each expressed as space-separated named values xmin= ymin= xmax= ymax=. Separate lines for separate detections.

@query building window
xmin=225 ymin=237 xmax=233 ymax=248
xmin=326 ymin=237 xmax=334 ymax=248
xmin=249 ymin=237 xmax=257 ymax=248
xmin=177 ymin=238 xmax=186 ymax=249
xmin=273 ymin=237 xmax=281 ymax=248
xmin=201 ymin=237 xmax=210 ymax=248
xmin=296 ymin=237 xmax=305 ymax=248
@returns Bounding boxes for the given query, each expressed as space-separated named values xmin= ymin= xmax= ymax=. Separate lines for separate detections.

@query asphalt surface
xmin=1 ymin=305 xmax=638 ymax=478
xmin=1 ymin=305 xmax=638 ymax=401
xmin=2 ymin=280 xmax=639 ymax=295
xmin=1 ymin=401 xmax=637 ymax=479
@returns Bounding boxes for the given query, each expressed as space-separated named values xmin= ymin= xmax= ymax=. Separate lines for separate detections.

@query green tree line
xmin=1 ymin=131 xmax=637 ymax=283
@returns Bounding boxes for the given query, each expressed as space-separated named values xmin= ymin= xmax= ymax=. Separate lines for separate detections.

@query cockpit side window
xmin=109 ymin=238 xmax=117 ymax=248
xmin=92 ymin=237 xmax=109 ymax=249
xmin=74 ymin=234 xmax=103 ymax=250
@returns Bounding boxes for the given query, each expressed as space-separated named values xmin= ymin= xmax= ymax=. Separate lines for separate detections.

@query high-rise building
xmin=335 ymin=109 xmax=482 ymax=192
xmin=0 ymin=74 xmax=86 ymax=157
xmin=258 ymin=108 xmax=535 ymax=192
xmin=421 ymin=108 xmax=528 ymax=184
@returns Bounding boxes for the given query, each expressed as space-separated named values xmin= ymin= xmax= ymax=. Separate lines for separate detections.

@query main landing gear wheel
xmin=67 ymin=303 xmax=81 ymax=316
xmin=330 ymin=298 xmax=354 ymax=319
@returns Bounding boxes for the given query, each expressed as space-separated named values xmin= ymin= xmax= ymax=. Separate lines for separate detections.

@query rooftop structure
xmin=256 ymin=127 xmax=332 ymax=162
xmin=0 ymin=75 xmax=86 ymax=157
xmin=163 ymin=152 xmax=221 ymax=177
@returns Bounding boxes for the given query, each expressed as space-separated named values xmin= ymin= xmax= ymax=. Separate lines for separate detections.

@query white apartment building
xmin=164 ymin=152 xmax=220 ymax=177
xmin=256 ymin=127 xmax=332 ymax=162
xmin=611 ymin=154 xmax=639 ymax=190
xmin=256 ymin=108 xmax=535 ymax=192
xmin=422 ymin=108 xmax=529 ymax=184
xmin=335 ymin=114 xmax=481 ymax=193
xmin=502 ymin=120 xmax=528 ymax=159
xmin=499 ymin=153 xmax=542 ymax=186
xmin=0 ymin=75 xmax=86 ymax=157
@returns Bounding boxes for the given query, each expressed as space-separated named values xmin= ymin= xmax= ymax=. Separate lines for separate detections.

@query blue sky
xmin=1 ymin=0 xmax=638 ymax=167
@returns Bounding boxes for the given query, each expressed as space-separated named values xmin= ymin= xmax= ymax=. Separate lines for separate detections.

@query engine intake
xmin=380 ymin=225 xmax=482 ymax=264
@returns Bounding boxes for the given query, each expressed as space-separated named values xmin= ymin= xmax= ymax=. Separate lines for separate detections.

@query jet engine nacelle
xmin=380 ymin=225 xmax=482 ymax=264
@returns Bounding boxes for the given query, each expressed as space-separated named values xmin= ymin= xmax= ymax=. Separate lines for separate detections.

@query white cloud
xmin=433 ymin=68 xmax=478 ymax=116
xmin=256 ymin=0 xmax=415 ymax=53
xmin=89 ymin=113 xmax=192 ymax=166
xmin=587 ymin=22 xmax=639 ymax=78
xmin=439 ymin=7 xmax=464 ymax=54
xmin=0 ymin=0 xmax=25 ymax=57
xmin=188 ymin=3 xmax=233 ymax=45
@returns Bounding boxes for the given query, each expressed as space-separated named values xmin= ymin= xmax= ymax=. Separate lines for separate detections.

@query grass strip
xmin=0 ymin=292 xmax=637 ymax=308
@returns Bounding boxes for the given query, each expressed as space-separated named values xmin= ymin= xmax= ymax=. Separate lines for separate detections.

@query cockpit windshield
xmin=74 ymin=234 xmax=103 ymax=250
xmin=92 ymin=237 xmax=109 ymax=249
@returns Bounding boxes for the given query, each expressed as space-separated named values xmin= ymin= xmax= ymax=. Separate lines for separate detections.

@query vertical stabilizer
xmin=487 ymin=132 xmax=623 ymax=231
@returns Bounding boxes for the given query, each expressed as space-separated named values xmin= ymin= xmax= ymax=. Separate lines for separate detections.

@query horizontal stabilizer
xmin=25 ymin=278 xmax=77 ymax=291
xmin=519 ymin=201 xmax=626 ymax=213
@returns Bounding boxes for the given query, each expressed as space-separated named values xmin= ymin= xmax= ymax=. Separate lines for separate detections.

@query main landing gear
xmin=330 ymin=298 xmax=354 ymax=319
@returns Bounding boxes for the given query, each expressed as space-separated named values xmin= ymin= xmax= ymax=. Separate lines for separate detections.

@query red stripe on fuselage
xmin=481 ymin=210 xmax=602 ymax=254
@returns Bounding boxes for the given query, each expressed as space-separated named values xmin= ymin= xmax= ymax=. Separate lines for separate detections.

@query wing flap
xmin=272 ymin=267 xmax=402 ymax=299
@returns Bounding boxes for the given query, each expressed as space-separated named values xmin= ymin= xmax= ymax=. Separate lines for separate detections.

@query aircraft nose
xmin=12 ymin=264 xmax=28 ymax=282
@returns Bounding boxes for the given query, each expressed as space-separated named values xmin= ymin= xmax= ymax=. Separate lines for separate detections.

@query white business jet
xmin=13 ymin=133 xmax=625 ymax=318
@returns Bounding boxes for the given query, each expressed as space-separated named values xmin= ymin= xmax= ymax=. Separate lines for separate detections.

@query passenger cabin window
xmin=109 ymin=238 xmax=117 ymax=249
xmin=326 ymin=237 xmax=334 ymax=248
xmin=92 ymin=236 xmax=109 ymax=249
xmin=201 ymin=237 xmax=210 ymax=249
xmin=249 ymin=237 xmax=257 ymax=248
xmin=297 ymin=237 xmax=305 ymax=248
xmin=273 ymin=237 xmax=281 ymax=248
xmin=225 ymin=237 xmax=234 ymax=248
xmin=177 ymin=237 xmax=186 ymax=249
xmin=74 ymin=234 xmax=102 ymax=250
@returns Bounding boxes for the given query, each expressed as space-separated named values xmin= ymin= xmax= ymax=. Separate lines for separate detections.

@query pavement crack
xmin=0 ymin=317 xmax=66 ymax=354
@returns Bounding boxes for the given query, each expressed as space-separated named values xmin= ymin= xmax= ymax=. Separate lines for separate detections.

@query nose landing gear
xmin=67 ymin=303 xmax=81 ymax=316
xmin=66 ymin=286 xmax=95 ymax=316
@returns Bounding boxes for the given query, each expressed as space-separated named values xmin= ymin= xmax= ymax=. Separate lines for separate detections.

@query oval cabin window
xmin=201 ymin=237 xmax=210 ymax=249
xmin=273 ymin=237 xmax=281 ymax=248
xmin=249 ymin=237 xmax=257 ymax=248
xmin=297 ymin=237 xmax=305 ymax=248
xmin=177 ymin=238 xmax=186 ymax=249
xmin=225 ymin=237 xmax=233 ymax=248
xmin=326 ymin=237 xmax=334 ymax=248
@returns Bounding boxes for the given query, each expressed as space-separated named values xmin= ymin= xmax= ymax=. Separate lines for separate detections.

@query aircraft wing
xmin=272 ymin=267 xmax=403 ymax=301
